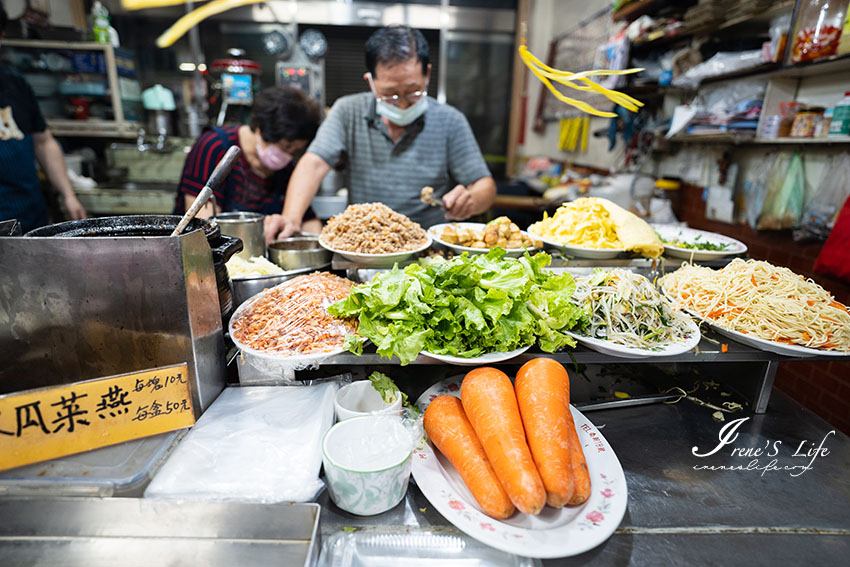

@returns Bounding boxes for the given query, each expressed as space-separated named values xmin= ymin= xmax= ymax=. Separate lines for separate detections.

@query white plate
xmin=653 ymin=224 xmax=747 ymax=261
xmin=564 ymin=314 xmax=701 ymax=359
xmin=318 ymin=234 xmax=432 ymax=267
xmin=659 ymin=287 xmax=850 ymax=359
xmin=413 ymin=377 xmax=628 ymax=559
xmin=526 ymin=228 xmax=625 ymax=259
xmin=419 ymin=345 xmax=531 ymax=366
xmin=428 ymin=222 xmax=540 ymax=258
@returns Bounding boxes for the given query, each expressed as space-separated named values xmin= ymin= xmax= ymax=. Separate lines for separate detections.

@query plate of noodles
xmin=527 ymin=197 xmax=662 ymax=259
xmin=653 ymin=224 xmax=747 ymax=261
xmin=565 ymin=269 xmax=701 ymax=358
xmin=659 ymin=259 xmax=850 ymax=358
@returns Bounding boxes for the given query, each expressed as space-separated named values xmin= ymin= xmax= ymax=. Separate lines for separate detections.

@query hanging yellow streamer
xmin=519 ymin=40 xmax=644 ymax=118
xmin=122 ymin=0 xmax=267 ymax=48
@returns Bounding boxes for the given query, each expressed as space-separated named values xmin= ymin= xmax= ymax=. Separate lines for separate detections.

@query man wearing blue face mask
xmin=265 ymin=25 xmax=497 ymax=241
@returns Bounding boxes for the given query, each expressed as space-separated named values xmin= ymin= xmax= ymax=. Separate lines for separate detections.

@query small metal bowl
xmin=268 ymin=236 xmax=332 ymax=271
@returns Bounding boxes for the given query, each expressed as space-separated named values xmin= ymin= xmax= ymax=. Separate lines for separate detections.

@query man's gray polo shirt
xmin=306 ymin=92 xmax=491 ymax=228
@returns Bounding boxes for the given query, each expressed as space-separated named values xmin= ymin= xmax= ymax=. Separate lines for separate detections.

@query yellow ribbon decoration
xmin=519 ymin=43 xmax=644 ymax=117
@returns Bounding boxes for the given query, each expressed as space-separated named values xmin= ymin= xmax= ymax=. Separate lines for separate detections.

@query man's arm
xmin=264 ymin=152 xmax=331 ymax=242
xmin=32 ymin=130 xmax=87 ymax=220
xmin=442 ymin=176 xmax=497 ymax=221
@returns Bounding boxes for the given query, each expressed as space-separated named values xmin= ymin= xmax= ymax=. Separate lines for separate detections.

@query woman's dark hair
xmin=365 ymin=25 xmax=429 ymax=78
xmin=1 ymin=1 xmax=8 ymax=34
xmin=250 ymin=85 xmax=320 ymax=143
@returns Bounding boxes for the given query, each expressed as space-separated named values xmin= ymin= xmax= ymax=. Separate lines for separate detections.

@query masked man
xmin=265 ymin=25 xmax=496 ymax=241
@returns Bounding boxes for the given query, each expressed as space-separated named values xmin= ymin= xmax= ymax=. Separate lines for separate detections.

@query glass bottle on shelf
xmin=790 ymin=0 xmax=849 ymax=63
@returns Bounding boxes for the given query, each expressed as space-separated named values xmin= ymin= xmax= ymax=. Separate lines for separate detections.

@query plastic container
xmin=791 ymin=0 xmax=847 ymax=63
xmin=92 ymin=1 xmax=110 ymax=44
xmin=790 ymin=107 xmax=825 ymax=137
xmin=320 ymin=530 xmax=542 ymax=567
xmin=759 ymin=114 xmax=782 ymax=139
xmin=777 ymin=101 xmax=800 ymax=137
xmin=0 ymin=432 xmax=181 ymax=497
xmin=829 ymin=91 xmax=850 ymax=136
xmin=816 ymin=108 xmax=834 ymax=137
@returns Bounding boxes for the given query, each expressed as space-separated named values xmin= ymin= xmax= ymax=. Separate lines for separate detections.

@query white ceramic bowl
xmin=334 ymin=380 xmax=402 ymax=421
xmin=322 ymin=416 xmax=413 ymax=516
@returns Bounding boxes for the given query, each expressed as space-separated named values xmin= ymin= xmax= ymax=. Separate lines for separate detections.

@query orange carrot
xmin=514 ymin=358 xmax=575 ymax=508
xmin=829 ymin=301 xmax=848 ymax=312
xmin=424 ymin=395 xmax=515 ymax=519
xmin=461 ymin=367 xmax=546 ymax=515
xmin=564 ymin=404 xmax=591 ymax=506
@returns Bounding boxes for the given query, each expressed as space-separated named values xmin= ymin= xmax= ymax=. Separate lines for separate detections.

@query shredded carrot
xmin=721 ymin=344 xmax=728 ymax=353
xmin=807 ymin=300 xmax=815 ymax=306
xmin=802 ymin=331 xmax=811 ymax=342
xmin=829 ymin=301 xmax=848 ymax=312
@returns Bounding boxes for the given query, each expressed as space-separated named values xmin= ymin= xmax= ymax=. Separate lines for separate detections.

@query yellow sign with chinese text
xmin=0 ymin=364 xmax=195 ymax=472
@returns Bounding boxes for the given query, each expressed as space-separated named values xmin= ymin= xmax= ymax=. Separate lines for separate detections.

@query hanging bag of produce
xmin=757 ymin=152 xmax=805 ymax=230
xmin=795 ymin=152 xmax=850 ymax=241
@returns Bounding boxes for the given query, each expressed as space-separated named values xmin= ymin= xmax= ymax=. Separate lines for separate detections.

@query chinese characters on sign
xmin=0 ymin=364 xmax=194 ymax=471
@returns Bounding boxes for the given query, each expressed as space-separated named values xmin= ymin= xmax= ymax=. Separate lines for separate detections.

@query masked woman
xmin=174 ymin=85 xmax=322 ymax=233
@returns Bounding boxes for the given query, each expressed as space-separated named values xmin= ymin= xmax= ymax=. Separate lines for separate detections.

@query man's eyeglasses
xmin=366 ymin=73 xmax=427 ymax=107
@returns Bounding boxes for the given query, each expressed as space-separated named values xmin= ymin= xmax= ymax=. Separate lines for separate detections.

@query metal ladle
xmin=171 ymin=145 xmax=242 ymax=236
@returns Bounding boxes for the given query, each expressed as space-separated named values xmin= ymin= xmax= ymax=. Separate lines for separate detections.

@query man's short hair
xmin=249 ymin=85 xmax=321 ymax=143
xmin=365 ymin=25 xmax=429 ymax=77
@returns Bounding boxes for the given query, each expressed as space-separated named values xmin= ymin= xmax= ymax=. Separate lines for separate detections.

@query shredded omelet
xmin=528 ymin=198 xmax=623 ymax=249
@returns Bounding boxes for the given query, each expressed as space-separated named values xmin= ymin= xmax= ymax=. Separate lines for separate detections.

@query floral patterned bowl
xmin=322 ymin=416 xmax=413 ymax=516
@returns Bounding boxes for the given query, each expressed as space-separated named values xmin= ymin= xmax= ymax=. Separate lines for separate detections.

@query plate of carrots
xmin=414 ymin=360 xmax=627 ymax=558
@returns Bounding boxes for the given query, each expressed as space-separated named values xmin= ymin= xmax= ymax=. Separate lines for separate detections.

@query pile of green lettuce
xmin=327 ymin=249 xmax=587 ymax=365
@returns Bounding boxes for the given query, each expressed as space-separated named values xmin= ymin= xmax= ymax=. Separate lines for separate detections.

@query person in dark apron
xmin=0 ymin=3 xmax=87 ymax=233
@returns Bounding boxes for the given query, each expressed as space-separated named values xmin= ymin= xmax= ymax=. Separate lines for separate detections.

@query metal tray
xmin=0 ymin=498 xmax=321 ymax=567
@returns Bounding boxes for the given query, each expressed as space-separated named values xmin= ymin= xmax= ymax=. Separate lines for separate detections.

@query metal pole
xmin=437 ymin=0 xmax=448 ymax=104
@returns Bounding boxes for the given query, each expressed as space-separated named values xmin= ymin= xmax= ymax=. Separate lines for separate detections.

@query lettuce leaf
xmin=329 ymin=249 xmax=587 ymax=364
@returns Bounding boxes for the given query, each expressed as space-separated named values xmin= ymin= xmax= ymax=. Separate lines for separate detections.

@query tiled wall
xmin=675 ymin=185 xmax=850 ymax=435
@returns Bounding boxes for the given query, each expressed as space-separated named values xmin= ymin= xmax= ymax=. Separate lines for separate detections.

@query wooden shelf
xmin=1 ymin=39 xmax=107 ymax=51
xmin=665 ymin=133 xmax=850 ymax=145
xmin=612 ymin=0 xmax=665 ymax=22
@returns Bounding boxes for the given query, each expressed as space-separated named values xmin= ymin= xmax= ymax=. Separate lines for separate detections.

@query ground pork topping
xmin=320 ymin=202 xmax=428 ymax=254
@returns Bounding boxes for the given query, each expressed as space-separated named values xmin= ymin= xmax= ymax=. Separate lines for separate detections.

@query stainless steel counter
xmin=317 ymin=389 xmax=850 ymax=565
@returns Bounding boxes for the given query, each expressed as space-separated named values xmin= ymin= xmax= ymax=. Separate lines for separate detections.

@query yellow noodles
xmin=659 ymin=259 xmax=850 ymax=352
xmin=518 ymin=44 xmax=644 ymax=117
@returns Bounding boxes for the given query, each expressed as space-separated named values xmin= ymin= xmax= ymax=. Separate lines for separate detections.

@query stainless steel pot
xmin=230 ymin=266 xmax=325 ymax=309
xmin=214 ymin=212 xmax=265 ymax=260
xmin=268 ymin=236 xmax=332 ymax=271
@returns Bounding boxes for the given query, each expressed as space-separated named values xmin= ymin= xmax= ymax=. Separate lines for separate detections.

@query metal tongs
xmin=171 ymin=145 xmax=242 ymax=236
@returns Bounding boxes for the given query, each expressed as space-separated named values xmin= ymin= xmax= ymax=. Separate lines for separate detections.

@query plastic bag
xmin=743 ymin=152 xmax=776 ymax=229
xmin=794 ymin=152 xmax=850 ymax=241
xmin=144 ymin=383 xmax=338 ymax=503
xmin=757 ymin=152 xmax=805 ymax=230
xmin=673 ymin=50 xmax=765 ymax=89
